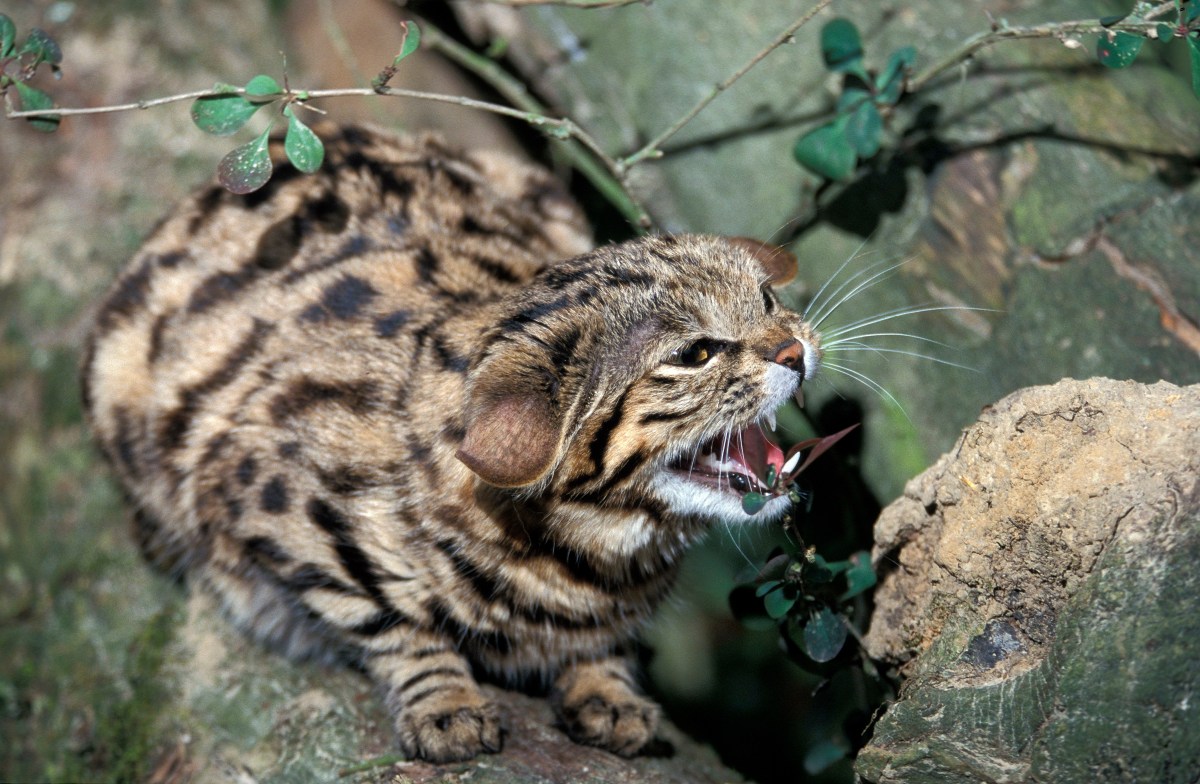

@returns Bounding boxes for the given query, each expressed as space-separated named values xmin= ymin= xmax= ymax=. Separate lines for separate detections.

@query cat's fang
xmin=794 ymin=387 xmax=806 ymax=409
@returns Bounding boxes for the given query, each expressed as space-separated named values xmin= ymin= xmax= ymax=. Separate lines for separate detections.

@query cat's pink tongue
xmin=727 ymin=424 xmax=784 ymax=484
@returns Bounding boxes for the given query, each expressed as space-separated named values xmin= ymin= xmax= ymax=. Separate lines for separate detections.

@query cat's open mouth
xmin=667 ymin=417 xmax=785 ymax=496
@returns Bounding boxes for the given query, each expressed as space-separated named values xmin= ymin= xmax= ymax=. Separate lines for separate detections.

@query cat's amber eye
xmin=667 ymin=339 xmax=719 ymax=367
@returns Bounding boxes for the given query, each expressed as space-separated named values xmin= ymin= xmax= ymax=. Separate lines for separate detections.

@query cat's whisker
xmin=807 ymin=257 xmax=912 ymax=330
xmin=822 ymin=305 xmax=996 ymax=340
xmin=823 ymin=330 xmax=956 ymax=350
xmin=825 ymin=345 xmax=979 ymax=372
xmin=822 ymin=361 xmax=912 ymax=422
xmin=800 ymin=236 xmax=874 ymax=321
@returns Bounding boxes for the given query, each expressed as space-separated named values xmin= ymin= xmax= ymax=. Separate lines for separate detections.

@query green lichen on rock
xmin=858 ymin=379 xmax=1200 ymax=783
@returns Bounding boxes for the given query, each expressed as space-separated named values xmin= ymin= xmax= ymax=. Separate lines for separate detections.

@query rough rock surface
xmin=857 ymin=378 xmax=1200 ymax=783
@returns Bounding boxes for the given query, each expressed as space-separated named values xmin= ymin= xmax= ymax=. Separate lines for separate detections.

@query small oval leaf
xmin=19 ymin=27 xmax=62 ymax=66
xmin=840 ymin=551 xmax=878 ymax=600
xmin=876 ymin=45 xmax=916 ymax=104
xmin=821 ymin=18 xmax=863 ymax=72
xmin=845 ymin=100 xmax=882 ymax=158
xmin=244 ymin=73 xmax=282 ymax=102
xmin=218 ymin=126 xmax=274 ymax=194
xmin=14 ymin=81 xmax=60 ymax=132
xmin=284 ymin=109 xmax=325 ymax=174
xmin=803 ymin=738 xmax=850 ymax=775
xmin=1 ymin=14 xmax=16 ymax=58
xmin=1096 ymin=31 xmax=1145 ymax=68
xmin=793 ymin=118 xmax=856 ymax=181
xmin=802 ymin=607 xmax=849 ymax=662
xmin=754 ymin=579 xmax=782 ymax=598
xmin=741 ymin=491 xmax=768 ymax=515
xmin=1156 ymin=23 xmax=1175 ymax=43
xmin=764 ymin=587 xmax=797 ymax=620
xmin=191 ymin=89 xmax=260 ymax=136
xmin=394 ymin=19 xmax=422 ymax=63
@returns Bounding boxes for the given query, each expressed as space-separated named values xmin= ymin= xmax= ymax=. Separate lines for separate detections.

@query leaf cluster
xmin=792 ymin=18 xmax=914 ymax=182
xmin=0 ymin=13 xmax=62 ymax=132
xmin=1096 ymin=0 xmax=1200 ymax=88
xmin=189 ymin=20 xmax=422 ymax=194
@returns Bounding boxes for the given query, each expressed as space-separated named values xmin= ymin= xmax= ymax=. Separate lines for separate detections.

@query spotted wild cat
xmin=82 ymin=125 xmax=821 ymax=762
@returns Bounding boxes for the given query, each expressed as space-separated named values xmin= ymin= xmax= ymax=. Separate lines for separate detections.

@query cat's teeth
xmin=793 ymin=387 xmax=806 ymax=409
xmin=765 ymin=410 xmax=777 ymax=433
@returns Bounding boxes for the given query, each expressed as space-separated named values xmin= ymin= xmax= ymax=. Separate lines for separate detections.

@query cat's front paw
xmin=552 ymin=661 xmax=660 ymax=757
xmin=395 ymin=686 xmax=504 ymax=763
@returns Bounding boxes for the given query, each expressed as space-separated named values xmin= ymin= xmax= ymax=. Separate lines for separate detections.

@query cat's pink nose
xmin=772 ymin=339 xmax=804 ymax=368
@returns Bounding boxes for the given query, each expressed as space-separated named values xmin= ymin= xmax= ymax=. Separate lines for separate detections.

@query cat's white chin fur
xmin=654 ymin=472 xmax=793 ymax=523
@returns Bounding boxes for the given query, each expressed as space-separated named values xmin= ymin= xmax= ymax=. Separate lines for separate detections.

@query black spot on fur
xmin=303 ymin=189 xmax=351 ymax=234
xmin=415 ymin=247 xmax=438 ymax=285
xmin=236 ymin=455 xmax=258 ymax=487
xmin=251 ymin=215 xmax=303 ymax=271
xmin=277 ymin=441 xmax=301 ymax=459
xmin=187 ymin=267 xmax=261 ymax=314
xmin=318 ymin=464 xmax=373 ymax=495
xmin=471 ymin=255 xmax=520 ymax=285
xmin=244 ymin=535 xmax=291 ymax=564
xmin=374 ymin=309 xmax=411 ymax=338
xmin=261 ymin=475 xmax=290 ymax=513
xmin=323 ymin=276 xmax=378 ymax=319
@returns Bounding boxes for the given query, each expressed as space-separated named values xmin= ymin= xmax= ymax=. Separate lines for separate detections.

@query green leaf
xmin=802 ymin=607 xmax=848 ymax=662
xmin=845 ymin=100 xmax=882 ymax=158
xmin=741 ymin=491 xmax=768 ymax=515
xmin=283 ymin=107 xmax=324 ymax=173
xmin=764 ymin=587 xmax=797 ymax=620
xmin=821 ymin=18 xmax=863 ymax=73
xmin=1189 ymin=2 xmax=1200 ymax=24
xmin=1191 ymin=35 xmax=1200 ymax=99
xmin=393 ymin=19 xmax=421 ymax=64
xmin=18 ymin=28 xmax=62 ymax=67
xmin=14 ymin=81 xmax=60 ymax=132
xmin=754 ymin=579 xmax=782 ymax=598
xmin=1096 ymin=31 xmax=1145 ymax=68
xmin=1 ymin=14 xmax=16 ymax=58
xmin=191 ymin=85 xmax=261 ymax=136
xmin=793 ymin=118 xmax=856 ymax=181
xmin=244 ymin=74 xmax=282 ymax=103
xmin=1156 ymin=23 xmax=1176 ymax=42
xmin=1098 ymin=12 xmax=1130 ymax=27
xmin=876 ymin=46 xmax=916 ymax=104
xmin=803 ymin=738 xmax=849 ymax=775
xmin=218 ymin=125 xmax=274 ymax=194
xmin=840 ymin=551 xmax=878 ymax=600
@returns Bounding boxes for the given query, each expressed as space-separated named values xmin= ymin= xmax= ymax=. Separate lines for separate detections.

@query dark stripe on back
xmin=269 ymin=378 xmax=381 ymax=424
xmin=305 ymin=498 xmax=408 ymax=626
xmin=159 ymin=319 xmax=274 ymax=451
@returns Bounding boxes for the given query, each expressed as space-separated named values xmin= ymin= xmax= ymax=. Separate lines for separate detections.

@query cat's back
xmin=82 ymin=126 xmax=591 ymax=551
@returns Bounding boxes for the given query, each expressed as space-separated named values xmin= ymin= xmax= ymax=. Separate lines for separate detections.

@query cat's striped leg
xmin=364 ymin=631 xmax=504 ymax=762
xmin=551 ymin=656 xmax=659 ymax=756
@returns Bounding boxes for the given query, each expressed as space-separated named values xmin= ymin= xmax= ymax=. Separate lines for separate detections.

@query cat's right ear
xmin=727 ymin=236 xmax=798 ymax=286
xmin=457 ymin=362 xmax=562 ymax=488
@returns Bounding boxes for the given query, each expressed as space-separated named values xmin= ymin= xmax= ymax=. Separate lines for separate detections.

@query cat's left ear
xmin=727 ymin=237 xmax=798 ymax=286
xmin=456 ymin=358 xmax=563 ymax=488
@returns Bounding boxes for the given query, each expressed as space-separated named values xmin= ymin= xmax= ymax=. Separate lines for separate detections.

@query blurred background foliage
xmin=2 ymin=1 xmax=1198 ymax=782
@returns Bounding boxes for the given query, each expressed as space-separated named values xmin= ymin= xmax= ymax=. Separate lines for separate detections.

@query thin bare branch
xmin=619 ymin=0 xmax=834 ymax=171
xmin=909 ymin=2 xmax=1177 ymax=93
